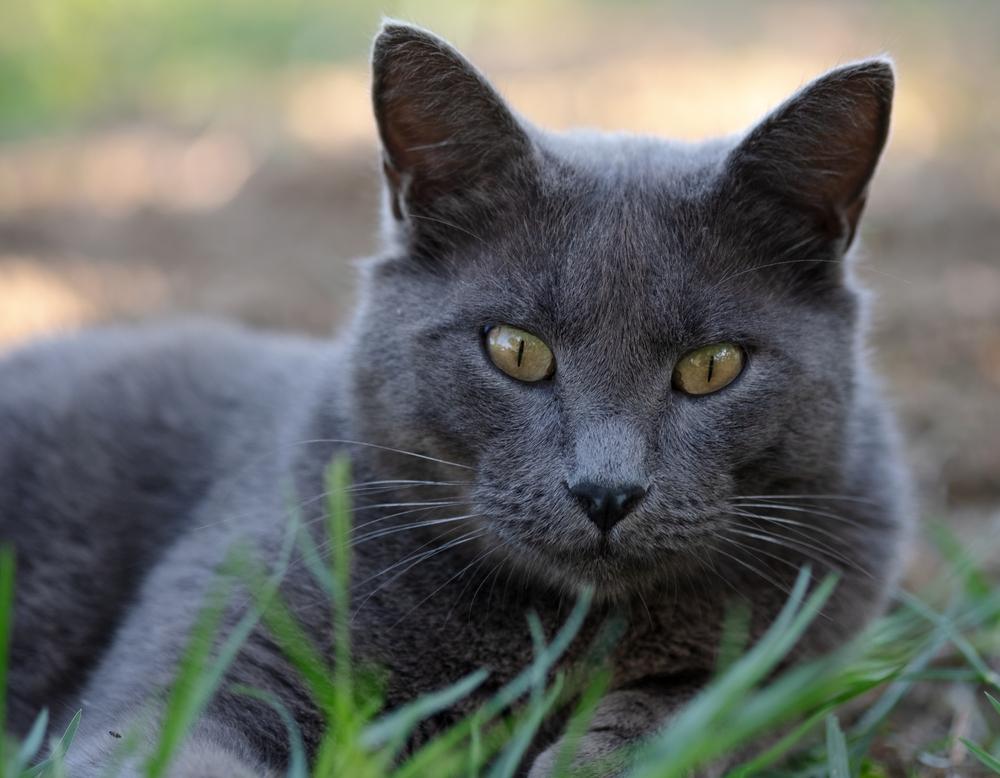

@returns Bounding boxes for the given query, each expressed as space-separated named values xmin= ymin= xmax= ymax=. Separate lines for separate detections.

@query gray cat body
xmin=1 ymin=23 xmax=911 ymax=777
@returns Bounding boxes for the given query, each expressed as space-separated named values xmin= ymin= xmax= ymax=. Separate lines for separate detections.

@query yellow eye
xmin=485 ymin=325 xmax=555 ymax=382
xmin=672 ymin=342 xmax=745 ymax=396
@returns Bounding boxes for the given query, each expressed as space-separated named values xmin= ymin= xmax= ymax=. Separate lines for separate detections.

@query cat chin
xmin=495 ymin=537 xmax=689 ymax=602
xmin=481 ymin=512 xmax=720 ymax=602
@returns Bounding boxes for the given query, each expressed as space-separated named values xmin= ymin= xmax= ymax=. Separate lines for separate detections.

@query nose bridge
xmin=570 ymin=415 xmax=650 ymax=487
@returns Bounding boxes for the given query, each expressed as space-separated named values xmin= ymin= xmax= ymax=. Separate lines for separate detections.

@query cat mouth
xmin=509 ymin=533 xmax=670 ymax=588
xmin=497 ymin=517 xmax=719 ymax=593
xmin=487 ymin=509 xmax=708 ymax=591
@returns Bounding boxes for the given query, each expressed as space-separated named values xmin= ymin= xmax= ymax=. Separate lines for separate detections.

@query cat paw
xmin=527 ymin=731 xmax=631 ymax=778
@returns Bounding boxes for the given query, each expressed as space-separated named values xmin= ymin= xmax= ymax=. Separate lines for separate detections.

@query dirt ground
xmin=0 ymin=2 xmax=998 ymax=772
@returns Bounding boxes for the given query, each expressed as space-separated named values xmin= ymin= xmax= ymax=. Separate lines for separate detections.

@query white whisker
xmin=710 ymin=542 xmax=797 ymax=600
xmin=444 ymin=550 xmax=498 ymax=625
xmin=731 ymin=501 xmax=869 ymax=529
xmin=347 ymin=503 xmax=467 ymax=535
xmin=301 ymin=500 xmax=465 ymax=534
xmin=346 ymin=479 xmax=471 ymax=491
xmin=351 ymin=528 xmax=487 ymax=615
xmin=391 ymin=547 xmax=496 ymax=629
xmin=733 ymin=494 xmax=878 ymax=506
xmin=350 ymin=514 xmax=480 ymax=547
xmin=295 ymin=438 xmax=474 ymax=471
xmin=724 ymin=524 xmax=870 ymax=579
xmin=727 ymin=507 xmax=856 ymax=546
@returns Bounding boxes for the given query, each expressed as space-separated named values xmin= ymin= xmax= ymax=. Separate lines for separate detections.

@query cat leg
xmin=62 ymin=717 xmax=279 ymax=778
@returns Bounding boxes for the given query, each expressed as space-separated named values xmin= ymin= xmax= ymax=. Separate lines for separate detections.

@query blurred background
xmin=1 ymin=1 xmax=998 ymax=769
xmin=1 ymin=4 xmax=998 ymax=553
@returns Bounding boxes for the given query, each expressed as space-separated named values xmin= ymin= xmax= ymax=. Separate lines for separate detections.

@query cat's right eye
xmin=672 ymin=342 xmax=745 ymax=396
xmin=484 ymin=325 xmax=555 ymax=383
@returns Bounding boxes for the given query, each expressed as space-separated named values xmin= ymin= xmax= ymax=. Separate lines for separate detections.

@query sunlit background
xmin=3 ymin=5 xmax=999 ymax=562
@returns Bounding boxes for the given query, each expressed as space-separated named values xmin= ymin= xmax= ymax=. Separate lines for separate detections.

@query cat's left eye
xmin=672 ymin=342 xmax=745 ymax=396
xmin=484 ymin=324 xmax=555 ymax=382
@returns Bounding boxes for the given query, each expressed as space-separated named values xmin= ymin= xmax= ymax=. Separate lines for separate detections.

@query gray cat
xmin=0 ymin=21 xmax=911 ymax=777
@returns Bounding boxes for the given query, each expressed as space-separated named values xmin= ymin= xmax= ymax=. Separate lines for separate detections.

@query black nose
xmin=568 ymin=481 xmax=647 ymax=533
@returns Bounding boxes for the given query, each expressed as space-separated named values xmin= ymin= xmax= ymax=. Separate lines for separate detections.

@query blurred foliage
xmin=0 ymin=0 xmax=583 ymax=139
xmin=0 ymin=0 xmax=372 ymax=137
xmin=1 ymin=0 xmax=992 ymax=142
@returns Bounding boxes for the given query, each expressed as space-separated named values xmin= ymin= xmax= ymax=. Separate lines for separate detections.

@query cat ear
xmin=371 ymin=22 xmax=533 ymax=250
xmin=725 ymin=59 xmax=894 ymax=248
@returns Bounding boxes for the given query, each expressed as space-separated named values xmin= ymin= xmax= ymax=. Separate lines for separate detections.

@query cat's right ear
xmin=371 ymin=22 xmax=534 ymax=252
xmin=724 ymin=59 xmax=894 ymax=252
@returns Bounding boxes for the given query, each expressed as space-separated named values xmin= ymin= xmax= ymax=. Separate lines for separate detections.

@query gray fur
xmin=0 ymin=22 xmax=911 ymax=777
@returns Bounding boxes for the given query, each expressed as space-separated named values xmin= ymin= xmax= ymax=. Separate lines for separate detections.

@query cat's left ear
xmin=371 ymin=22 xmax=534 ymax=253
xmin=725 ymin=58 xmax=894 ymax=249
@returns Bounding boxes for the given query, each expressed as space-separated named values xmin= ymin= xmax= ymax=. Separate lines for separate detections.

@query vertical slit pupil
xmin=707 ymin=354 xmax=716 ymax=383
xmin=516 ymin=338 xmax=525 ymax=367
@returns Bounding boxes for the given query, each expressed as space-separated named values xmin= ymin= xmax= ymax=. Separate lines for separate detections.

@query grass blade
xmin=232 ymin=686 xmax=309 ymax=778
xmin=897 ymin=590 xmax=1000 ymax=690
xmin=144 ymin=584 xmax=230 ymax=778
xmin=362 ymin=669 xmax=489 ymax=752
xmin=13 ymin=708 xmax=49 ymax=774
xmin=961 ymin=739 xmax=1000 ymax=774
xmin=24 ymin=710 xmax=81 ymax=778
xmin=628 ymin=569 xmax=836 ymax=778
xmin=487 ymin=677 xmax=565 ymax=778
xmin=547 ymin=667 xmax=613 ymax=778
xmin=824 ymin=714 xmax=849 ymax=778
xmin=395 ymin=589 xmax=593 ymax=778
xmin=326 ymin=456 xmax=354 ymax=723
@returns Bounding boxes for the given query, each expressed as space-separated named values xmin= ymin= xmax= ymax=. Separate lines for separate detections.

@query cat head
xmin=349 ymin=21 xmax=893 ymax=595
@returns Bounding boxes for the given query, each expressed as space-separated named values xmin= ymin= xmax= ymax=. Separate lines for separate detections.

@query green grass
xmin=2 ymin=463 xmax=999 ymax=777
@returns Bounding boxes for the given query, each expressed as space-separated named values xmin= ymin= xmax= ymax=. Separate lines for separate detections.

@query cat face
xmin=351 ymin=23 xmax=892 ymax=594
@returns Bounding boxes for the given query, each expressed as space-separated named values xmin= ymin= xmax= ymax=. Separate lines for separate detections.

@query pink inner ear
xmin=372 ymin=27 xmax=531 ymax=217
xmin=732 ymin=61 xmax=893 ymax=240
xmin=818 ymin=84 xmax=887 ymax=208
xmin=381 ymin=93 xmax=452 ymax=175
